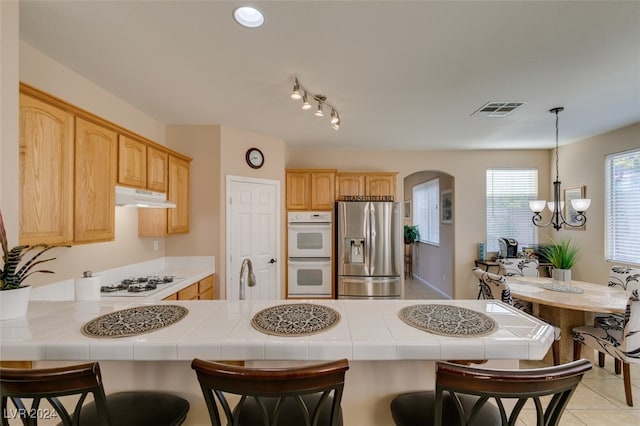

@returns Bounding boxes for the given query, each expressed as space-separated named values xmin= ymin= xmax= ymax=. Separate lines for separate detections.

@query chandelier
xmin=529 ymin=107 xmax=591 ymax=230
xmin=290 ymin=77 xmax=340 ymax=130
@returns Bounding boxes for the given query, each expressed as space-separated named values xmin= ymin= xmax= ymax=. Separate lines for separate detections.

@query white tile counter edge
xmin=0 ymin=299 xmax=555 ymax=363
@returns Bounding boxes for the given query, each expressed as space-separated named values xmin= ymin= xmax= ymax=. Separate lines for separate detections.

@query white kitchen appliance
xmin=115 ymin=185 xmax=176 ymax=208
xmin=287 ymin=211 xmax=332 ymax=297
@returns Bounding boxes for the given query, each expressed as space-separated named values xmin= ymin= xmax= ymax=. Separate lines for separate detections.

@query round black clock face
xmin=246 ymin=148 xmax=264 ymax=169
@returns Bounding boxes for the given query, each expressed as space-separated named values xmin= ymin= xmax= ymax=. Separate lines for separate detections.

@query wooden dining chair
xmin=191 ymin=358 xmax=349 ymax=426
xmin=573 ymin=289 xmax=640 ymax=406
xmin=390 ymin=358 xmax=592 ymax=426
xmin=0 ymin=362 xmax=189 ymax=426
xmin=591 ymin=266 xmax=640 ymax=371
xmin=496 ymin=258 xmax=539 ymax=277
xmin=473 ymin=267 xmax=561 ymax=365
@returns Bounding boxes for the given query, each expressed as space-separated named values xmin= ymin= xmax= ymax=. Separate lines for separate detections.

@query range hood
xmin=115 ymin=185 xmax=176 ymax=208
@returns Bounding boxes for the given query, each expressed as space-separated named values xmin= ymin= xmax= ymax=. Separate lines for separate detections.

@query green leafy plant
xmin=0 ymin=209 xmax=65 ymax=290
xmin=541 ymin=237 xmax=580 ymax=270
xmin=404 ymin=225 xmax=420 ymax=245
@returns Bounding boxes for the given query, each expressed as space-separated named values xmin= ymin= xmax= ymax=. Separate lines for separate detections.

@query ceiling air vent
xmin=471 ymin=102 xmax=525 ymax=117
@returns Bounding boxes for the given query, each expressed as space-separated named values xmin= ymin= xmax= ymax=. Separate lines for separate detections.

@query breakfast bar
xmin=0 ymin=298 xmax=554 ymax=425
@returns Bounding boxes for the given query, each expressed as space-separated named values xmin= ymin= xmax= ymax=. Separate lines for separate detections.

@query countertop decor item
xmin=251 ymin=303 xmax=340 ymax=336
xmin=540 ymin=237 xmax=583 ymax=293
xmin=0 ymin=209 xmax=67 ymax=320
xmin=82 ymin=304 xmax=188 ymax=338
xmin=399 ymin=304 xmax=497 ymax=337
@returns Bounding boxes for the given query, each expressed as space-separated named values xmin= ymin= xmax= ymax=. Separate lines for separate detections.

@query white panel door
xmin=227 ymin=176 xmax=280 ymax=300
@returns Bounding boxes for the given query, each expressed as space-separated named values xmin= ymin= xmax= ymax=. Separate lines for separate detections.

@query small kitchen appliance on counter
xmin=498 ymin=238 xmax=518 ymax=258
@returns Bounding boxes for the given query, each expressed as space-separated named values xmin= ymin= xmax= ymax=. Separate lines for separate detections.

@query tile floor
xmin=404 ymin=277 xmax=640 ymax=425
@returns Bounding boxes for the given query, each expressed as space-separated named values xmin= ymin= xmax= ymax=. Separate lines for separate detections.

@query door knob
xmin=268 ymin=258 xmax=277 ymax=264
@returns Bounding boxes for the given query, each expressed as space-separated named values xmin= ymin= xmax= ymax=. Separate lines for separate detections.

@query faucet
xmin=239 ymin=258 xmax=256 ymax=300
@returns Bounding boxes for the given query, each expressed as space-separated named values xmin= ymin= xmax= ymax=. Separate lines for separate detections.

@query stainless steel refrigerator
xmin=336 ymin=201 xmax=403 ymax=299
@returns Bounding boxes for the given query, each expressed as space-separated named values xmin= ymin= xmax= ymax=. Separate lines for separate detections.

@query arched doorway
xmin=404 ymin=170 xmax=455 ymax=298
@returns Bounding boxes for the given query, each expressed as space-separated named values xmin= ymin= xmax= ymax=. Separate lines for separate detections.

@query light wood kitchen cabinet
xmin=335 ymin=172 xmax=397 ymax=200
xmin=19 ymin=93 xmax=74 ymax=245
xmin=168 ymin=155 xmax=190 ymax=233
xmin=74 ymin=118 xmax=117 ymax=243
xmin=147 ymin=146 xmax=168 ymax=192
xmin=138 ymin=154 xmax=191 ymax=236
xmin=118 ymin=135 xmax=147 ymax=188
xmin=286 ymin=169 xmax=336 ymax=211
xmin=366 ymin=173 xmax=396 ymax=198
xmin=163 ymin=274 xmax=215 ymax=301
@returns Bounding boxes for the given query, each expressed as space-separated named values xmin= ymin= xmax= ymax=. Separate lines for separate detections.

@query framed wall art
xmin=441 ymin=190 xmax=452 ymax=224
xmin=563 ymin=185 xmax=586 ymax=230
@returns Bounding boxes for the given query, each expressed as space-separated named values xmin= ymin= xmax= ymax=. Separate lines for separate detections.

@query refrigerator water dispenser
xmin=348 ymin=238 xmax=365 ymax=263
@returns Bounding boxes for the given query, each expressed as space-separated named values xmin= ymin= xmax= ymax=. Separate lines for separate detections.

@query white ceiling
xmin=18 ymin=1 xmax=640 ymax=151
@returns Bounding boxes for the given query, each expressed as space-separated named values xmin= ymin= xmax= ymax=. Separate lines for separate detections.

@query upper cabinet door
xmin=335 ymin=173 xmax=365 ymax=199
xmin=74 ymin=118 xmax=117 ymax=243
xmin=286 ymin=172 xmax=310 ymax=210
xmin=167 ymin=155 xmax=190 ymax=234
xmin=311 ymin=172 xmax=335 ymax=210
xmin=19 ymin=94 xmax=74 ymax=245
xmin=147 ymin=146 xmax=168 ymax=192
xmin=365 ymin=174 xmax=396 ymax=198
xmin=118 ymin=135 xmax=147 ymax=188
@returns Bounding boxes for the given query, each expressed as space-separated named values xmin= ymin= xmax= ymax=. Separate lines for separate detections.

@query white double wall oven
xmin=287 ymin=211 xmax=332 ymax=298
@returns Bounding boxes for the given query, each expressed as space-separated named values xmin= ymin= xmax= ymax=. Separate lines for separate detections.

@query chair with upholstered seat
xmin=496 ymin=257 xmax=539 ymax=277
xmin=191 ymin=358 xmax=349 ymax=426
xmin=573 ymin=289 xmax=640 ymax=406
xmin=591 ymin=266 xmax=640 ymax=371
xmin=0 ymin=362 xmax=189 ymax=426
xmin=473 ymin=267 xmax=560 ymax=365
xmin=390 ymin=358 xmax=592 ymax=426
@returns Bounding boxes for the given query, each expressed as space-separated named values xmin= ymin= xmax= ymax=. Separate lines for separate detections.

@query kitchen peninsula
xmin=0 ymin=297 xmax=553 ymax=425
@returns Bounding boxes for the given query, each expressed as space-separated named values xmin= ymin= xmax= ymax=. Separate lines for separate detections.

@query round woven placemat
xmin=251 ymin=303 xmax=340 ymax=337
xmin=399 ymin=304 xmax=497 ymax=337
xmin=82 ymin=305 xmax=188 ymax=338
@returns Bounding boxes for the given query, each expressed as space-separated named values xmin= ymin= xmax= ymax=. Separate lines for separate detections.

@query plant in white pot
xmin=541 ymin=237 xmax=580 ymax=285
xmin=0 ymin=210 xmax=65 ymax=320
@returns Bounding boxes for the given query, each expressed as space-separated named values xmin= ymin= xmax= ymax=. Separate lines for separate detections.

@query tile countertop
xmin=0 ymin=299 xmax=554 ymax=362
xmin=29 ymin=256 xmax=215 ymax=302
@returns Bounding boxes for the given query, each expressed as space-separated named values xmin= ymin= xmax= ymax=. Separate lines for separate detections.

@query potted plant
xmin=541 ymin=237 xmax=580 ymax=284
xmin=0 ymin=210 xmax=65 ymax=320
xmin=404 ymin=225 xmax=420 ymax=245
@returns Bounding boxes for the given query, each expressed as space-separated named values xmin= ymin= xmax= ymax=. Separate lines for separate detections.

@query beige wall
xmin=0 ymin=1 xmax=20 ymax=246
xmin=553 ymin=122 xmax=640 ymax=284
xmin=286 ymin=149 xmax=552 ymax=299
xmin=217 ymin=126 xmax=287 ymax=299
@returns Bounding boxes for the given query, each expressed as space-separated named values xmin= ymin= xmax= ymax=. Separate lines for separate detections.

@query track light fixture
xmin=289 ymin=76 xmax=341 ymax=130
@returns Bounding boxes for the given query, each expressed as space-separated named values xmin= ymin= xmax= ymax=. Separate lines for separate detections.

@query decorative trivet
xmin=251 ymin=303 xmax=340 ymax=337
xmin=399 ymin=304 xmax=497 ymax=337
xmin=82 ymin=305 xmax=188 ymax=338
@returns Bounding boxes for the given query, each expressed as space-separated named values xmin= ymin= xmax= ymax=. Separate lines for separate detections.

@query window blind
xmin=413 ymin=178 xmax=440 ymax=245
xmin=605 ymin=148 xmax=640 ymax=265
xmin=486 ymin=169 xmax=538 ymax=252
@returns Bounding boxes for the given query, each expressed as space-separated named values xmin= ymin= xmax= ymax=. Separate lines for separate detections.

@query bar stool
xmin=0 ymin=362 xmax=189 ymax=425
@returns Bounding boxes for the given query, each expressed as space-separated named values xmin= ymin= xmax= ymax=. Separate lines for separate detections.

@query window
xmin=486 ymin=169 xmax=538 ymax=252
xmin=606 ymin=148 xmax=640 ymax=265
xmin=413 ymin=178 xmax=439 ymax=245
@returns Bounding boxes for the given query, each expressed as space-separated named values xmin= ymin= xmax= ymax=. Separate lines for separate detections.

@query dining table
xmin=508 ymin=276 xmax=628 ymax=363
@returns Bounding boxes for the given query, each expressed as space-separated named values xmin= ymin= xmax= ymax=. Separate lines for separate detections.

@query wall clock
xmin=245 ymin=148 xmax=264 ymax=169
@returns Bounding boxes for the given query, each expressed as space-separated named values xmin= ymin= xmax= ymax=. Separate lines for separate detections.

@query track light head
xmin=331 ymin=118 xmax=340 ymax=130
xmin=290 ymin=79 xmax=302 ymax=100
xmin=330 ymin=109 xmax=340 ymax=124
xmin=314 ymin=95 xmax=326 ymax=117
xmin=302 ymin=92 xmax=312 ymax=110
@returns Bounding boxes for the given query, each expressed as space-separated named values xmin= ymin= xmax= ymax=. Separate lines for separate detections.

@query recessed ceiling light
xmin=233 ymin=6 xmax=264 ymax=28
